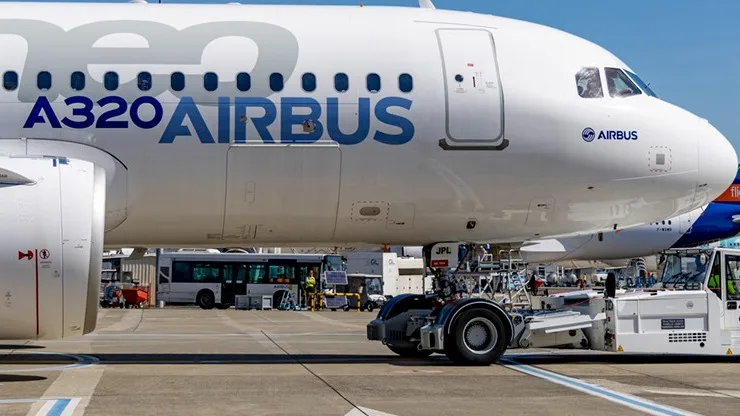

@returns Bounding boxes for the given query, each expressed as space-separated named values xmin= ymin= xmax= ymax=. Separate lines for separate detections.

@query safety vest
xmin=306 ymin=275 xmax=315 ymax=289
xmin=709 ymin=274 xmax=736 ymax=296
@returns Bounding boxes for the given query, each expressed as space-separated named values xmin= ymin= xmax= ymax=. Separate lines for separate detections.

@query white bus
xmin=157 ymin=252 xmax=344 ymax=309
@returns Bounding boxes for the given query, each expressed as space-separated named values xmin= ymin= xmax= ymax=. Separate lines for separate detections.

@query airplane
xmin=0 ymin=1 xmax=736 ymax=344
xmin=520 ymin=166 xmax=740 ymax=269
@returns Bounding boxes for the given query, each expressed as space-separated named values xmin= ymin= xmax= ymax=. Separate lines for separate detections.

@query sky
xmin=7 ymin=0 xmax=740 ymax=153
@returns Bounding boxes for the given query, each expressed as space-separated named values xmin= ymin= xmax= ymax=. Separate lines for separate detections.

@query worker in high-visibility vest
xmin=305 ymin=270 xmax=317 ymax=309
xmin=708 ymin=270 xmax=736 ymax=297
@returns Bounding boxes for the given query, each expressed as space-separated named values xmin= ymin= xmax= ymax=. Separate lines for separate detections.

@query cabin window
xmin=334 ymin=73 xmax=349 ymax=93
xmin=399 ymin=73 xmax=413 ymax=93
xmin=104 ymin=71 xmax=119 ymax=91
xmin=302 ymin=73 xmax=316 ymax=92
xmin=236 ymin=72 xmax=251 ymax=92
xmin=604 ymin=67 xmax=641 ymax=98
xmin=3 ymin=71 xmax=18 ymax=91
xmin=70 ymin=71 xmax=85 ymax=91
xmin=366 ymin=73 xmax=381 ymax=93
xmin=138 ymin=72 xmax=152 ymax=91
xmin=575 ymin=67 xmax=603 ymax=98
xmin=204 ymin=72 xmax=218 ymax=91
xmin=37 ymin=71 xmax=52 ymax=90
xmin=171 ymin=72 xmax=185 ymax=91
xmin=270 ymin=72 xmax=283 ymax=92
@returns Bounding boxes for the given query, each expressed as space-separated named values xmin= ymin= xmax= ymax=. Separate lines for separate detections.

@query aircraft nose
xmin=698 ymin=122 xmax=737 ymax=200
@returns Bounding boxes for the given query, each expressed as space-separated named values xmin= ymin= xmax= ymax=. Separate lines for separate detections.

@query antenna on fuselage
xmin=418 ymin=0 xmax=436 ymax=9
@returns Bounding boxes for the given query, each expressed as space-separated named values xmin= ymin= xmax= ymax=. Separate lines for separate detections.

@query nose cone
xmin=698 ymin=123 xmax=737 ymax=202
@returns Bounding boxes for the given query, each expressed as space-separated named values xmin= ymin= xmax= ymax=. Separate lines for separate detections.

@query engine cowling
xmin=0 ymin=156 xmax=105 ymax=339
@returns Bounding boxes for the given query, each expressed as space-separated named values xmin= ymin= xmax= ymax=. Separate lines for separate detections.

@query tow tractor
xmin=367 ymin=245 xmax=740 ymax=365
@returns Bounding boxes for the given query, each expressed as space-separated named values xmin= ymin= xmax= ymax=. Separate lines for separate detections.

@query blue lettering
xmin=22 ymin=95 xmax=416 ymax=147
xmin=373 ymin=97 xmax=414 ymax=145
xmin=327 ymin=97 xmax=370 ymax=145
xmin=218 ymin=96 xmax=230 ymax=144
xmin=96 ymin=96 xmax=128 ymax=129
xmin=23 ymin=96 xmax=61 ymax=129
xmin=234 ymin=97 xmax=276 ymax=144
xmin=596 ymin=130 xmax=639 ymax=141
xmin=61 ymin=96 xmax=94 ymax=129
xmin=280 ymin=97 xmax=323 ymax=143
xmin=160 ymin=96 xmax=214 ymax=144
xmin=130 ymin=96 xmax=163 ymax=129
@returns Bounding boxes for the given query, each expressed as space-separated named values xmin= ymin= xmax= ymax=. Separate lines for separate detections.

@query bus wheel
xmin=197 ymin=290 xmax=216 ymax=310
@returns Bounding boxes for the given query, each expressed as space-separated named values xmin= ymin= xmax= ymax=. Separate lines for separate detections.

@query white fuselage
xmin=0 ymin=3 xmax=736 ymax=248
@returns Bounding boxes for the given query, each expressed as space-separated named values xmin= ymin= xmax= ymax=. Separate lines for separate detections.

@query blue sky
xmin=9 ymin=0 xmax=740 ymax=153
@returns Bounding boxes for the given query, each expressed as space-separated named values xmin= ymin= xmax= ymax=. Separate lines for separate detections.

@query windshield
xmin=658 ymin=250 xmax=713 ymax=288
xmin=365 ymin=277 xmax=383 ymax=295
xmin=604 ymin=67 xmax=642 ymax=98
xmin=625 ymin=69 xmax=658 ymax=97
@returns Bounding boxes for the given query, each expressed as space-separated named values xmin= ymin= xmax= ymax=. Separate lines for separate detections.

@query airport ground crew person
xmin=708 ymin=265 xmax=736 ymax=297
xmin=305 ymin=270 xmax=317 ymax=308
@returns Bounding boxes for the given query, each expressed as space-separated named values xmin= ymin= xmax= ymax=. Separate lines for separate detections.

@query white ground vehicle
xmin=367 ymin=246 xmax=740 ymax=365
xmin=157 ymin=252 xmax=343 ymax=309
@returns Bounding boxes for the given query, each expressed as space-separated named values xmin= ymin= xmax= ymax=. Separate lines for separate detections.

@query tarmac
xmin=1 ymin=307 xmax=739 ymax=416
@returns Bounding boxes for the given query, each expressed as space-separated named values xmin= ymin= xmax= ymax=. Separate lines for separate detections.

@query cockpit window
xmin=575 ymin=67 xmax=603 ymax=98
xmin=604 ymin=67 xmax=642 ymax=98
xmin=625 ymin=69 xmax=658 ymax=98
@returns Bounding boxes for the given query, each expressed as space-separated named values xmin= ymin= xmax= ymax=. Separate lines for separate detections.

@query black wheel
xmin=445 ymin=308 xmax=506 ymax=366
xmin=366 ymin=303 xmax=374 ymax=312
xmin=343 ymin=305 xmax=350 ymax=312
xmin=196 ymin=290 xmax=216 ymax=310
xmin=388 ymin=345 xmax=433 ymax=358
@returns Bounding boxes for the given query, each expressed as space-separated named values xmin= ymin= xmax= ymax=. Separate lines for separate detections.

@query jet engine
xmin=0 ymin=156 xmax=105 ymax=339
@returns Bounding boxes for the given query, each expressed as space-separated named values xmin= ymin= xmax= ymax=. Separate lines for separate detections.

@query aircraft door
xmin=223 ymin=143 xmax=341 ymax=242
xmin=436 ymin=28 xmax=506 ymax=150
xmin=721 ymin=253 xmax=740 ymax=337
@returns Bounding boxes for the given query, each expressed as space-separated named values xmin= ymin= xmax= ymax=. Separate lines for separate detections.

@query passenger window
xmin=399 ymin=73 xmax=413 ymax=93
xmin=604 ymin=67 xmax=641 ymax=98
xmin=70 ymin=71 xmax=85 ymax=91
xmin=249 ymin=264 xmax=266 ymax=284
xmin=104 ymin=71 xmax=118 ymax=91
xmin=302 ymin=73 xmax=316 ymax=92
xmin=37 ymin=71 xmax=52 ymax=90
xmin=204 ymin=72 xmax=218 ymax=92
xmin=270 ymin=73 xmax=283 ymax=92
xmin=137 ymin=72 xmax=152 ymax=91
xmin=3 ymin=71 xmax=18 ymax=91
xmin=236 ymin=72 xmax=251 ymax=92
xmin=171 ymin=72 xmax=185 ymax=91
xmin=367 ymin=73 xmax=381 ymax=93
xmin=334 ymin=73 xmax=349 ymax=93
xmin=575 ymin=67 xmax=603 ymax=98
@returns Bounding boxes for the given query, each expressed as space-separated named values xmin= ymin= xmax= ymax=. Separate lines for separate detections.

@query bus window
xmin=234 ymin=264 xmax=248 ymax=284
xmin=249 ymin=264 xmax=266 ymax=284
xmin=172 ymin=262 xmax=193 ymax=282
xmin=192 ymin=263 xmax=221 ymax=283
xmin=268 ymin=264 xmax=296 ymax=284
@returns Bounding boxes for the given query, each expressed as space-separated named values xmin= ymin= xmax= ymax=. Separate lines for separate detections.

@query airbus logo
xmin=582 ymin=127 xmax=638 ymax=142
xmin=582 ymin=127 xmax=595 ymax=142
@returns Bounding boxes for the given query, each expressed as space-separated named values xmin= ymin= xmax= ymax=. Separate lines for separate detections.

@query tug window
xmin=575 ymin=67 xmax=602 ymax=98
xmin=605 ymin=67 xmax=641 ymax=98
